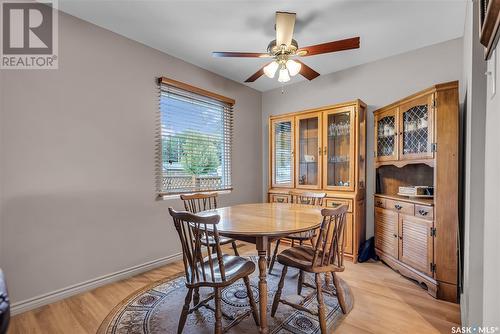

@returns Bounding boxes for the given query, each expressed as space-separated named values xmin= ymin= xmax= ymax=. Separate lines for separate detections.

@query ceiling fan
xmin=213 ymin=11 xmax=360 ymax=83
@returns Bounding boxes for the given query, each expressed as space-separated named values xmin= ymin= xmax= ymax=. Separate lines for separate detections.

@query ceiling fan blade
xmin=276 ymin=11 xmax=296 ymax=47
xmin=213 ymin=52 xmax=271 ymax=58
xmin=296 ymin=60 xmax=320 ymax=81
xmin=244 ymin=63 xmax=272 ymax=82
xmin=297 ymin=37 xmax=360 ymax=57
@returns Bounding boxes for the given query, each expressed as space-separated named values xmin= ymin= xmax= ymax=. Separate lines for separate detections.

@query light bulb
xmin=263 ymin=61 xmax=279 ymax=78
xmin=286 ymin=59 xmax=301 ymax=76
xmin=278 ymin=67 xmax=290 ymax=83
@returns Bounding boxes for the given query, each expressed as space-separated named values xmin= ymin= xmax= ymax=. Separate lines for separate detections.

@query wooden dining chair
xmin=271 ymin=205 xmax=348 ymax=334
xmin=180 ymin=193 xmax=239 ymax=256
xmin=168 ymin=208 xmax=259 ymax=334
xmin=268 ymin=191 xmax=326 ymax=273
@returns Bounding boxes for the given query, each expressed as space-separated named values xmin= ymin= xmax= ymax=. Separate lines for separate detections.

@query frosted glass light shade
xmin=263 ymin=61 xmax=279 ymax=78
xmin=278 ymin=67 xmax=291 ymax=82
xmin=286 ymin=59 xmax=301 ymax=76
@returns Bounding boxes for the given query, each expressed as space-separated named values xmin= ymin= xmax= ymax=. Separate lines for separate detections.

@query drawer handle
xmin=330 ymin=202 xmax=341 ymax=207
xmin=376 ymin=201 xmax=383 ymax=206
xmin=399 ymin=236 xmax=403 ymax=240
xmin=418 ymin=209 xmax=429 ymax=216
xmin=394 ymin=204 xmax=402 ymax=210
xmin=393 ymin=234 xmax=398 ymax=238
xmin=276 ymin=198 xmax=284 ymax=203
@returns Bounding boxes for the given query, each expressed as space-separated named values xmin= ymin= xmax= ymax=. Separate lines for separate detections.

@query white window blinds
xmin=274 ymin=121 xmax=293 ymax=185
xmin=158 ymin=78 xmax=234 ymax=195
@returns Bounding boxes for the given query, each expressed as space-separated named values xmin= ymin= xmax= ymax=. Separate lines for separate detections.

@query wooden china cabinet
xmin=373 ymin=81 xmax=459 ymax=302
xmin=268 ymin=100 xmax=367 ymax=263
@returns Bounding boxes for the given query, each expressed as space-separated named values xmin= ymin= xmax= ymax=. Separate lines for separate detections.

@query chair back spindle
xmin=181 ymin=193 xmax=218 ymax=213
xmin=311 ymin=205 xmax=348 ymax=270
xmin=169 ymin=208 xmax=226 ymax=285
xmin=289 ymin=191 xmax=326 ymax=206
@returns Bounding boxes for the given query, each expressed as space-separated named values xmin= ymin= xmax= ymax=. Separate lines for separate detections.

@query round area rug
xmin=98 ymin=256 xmax=353 ymax=334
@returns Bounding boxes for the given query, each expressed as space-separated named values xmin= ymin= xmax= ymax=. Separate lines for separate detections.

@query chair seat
xmin=277 ymin=246 xmax=344 ymax=273
xmin=200 ymin=235 xmax=235 ymax=246
xmin=188 ymin=254 xmax=255 ymax=287
xmin=287 ymin=229 xmax=316 ymax=241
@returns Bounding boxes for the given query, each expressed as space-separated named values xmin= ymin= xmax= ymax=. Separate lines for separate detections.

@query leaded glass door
xmin=295 ymin=112 xmax=322 ymax=189
xmin=322 ymin=107 xmax=355 ymax=191
xmin=398 ymin=94 xmax=434 ymax=160
xmin=271 ymin=117 xmax=294 ymax=188
xmin=375 ymin=108 xmax=398 ymax=162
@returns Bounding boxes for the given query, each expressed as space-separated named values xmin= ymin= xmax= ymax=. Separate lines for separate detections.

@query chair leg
xmin=310 ymin=238 xmax=315 ymax=248
xmin=267 ymin=241 xmax=272 ymax=266
xmin=332 ymin=272 xmax=347 ymax=314
xmin=214 ymin=287 xmax=222 ymax=334
xmin=315 ymin=273 xmax=327 ymax=334
xmin=243 ymin=276 xmax=260 ymax=326
xmin=231 ymin=241 xmax=239 ymax=256
xmin=178 ymin=287 xmax=193 ymax=334
xmin=291 ymin=239 xmax=295 ymax=247
xmin=299 ymin=239 xmax=303 ymax=246
xmin=324 ymin=271 xmax=332 ymax=288
xmin=271 ymin=265 xmax=288 ymax=317
xmin=193 ymin=288 xmax=200 ymax=306
xmin=268 ymin=239 xmax=280 ymax=274
xmin=297 ymin=270 xmax=304 ymax=295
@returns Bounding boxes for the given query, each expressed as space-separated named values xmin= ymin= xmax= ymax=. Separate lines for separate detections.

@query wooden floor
xmin=9 ymin=243 xmax=460 ymax=334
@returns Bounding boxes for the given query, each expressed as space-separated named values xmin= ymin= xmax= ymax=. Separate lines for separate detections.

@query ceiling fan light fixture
xmin=263 ymin=61 xmax=279 ymax=78
xmin=286 ymin=59 xmax=301 ymax=76
xmin=218 ymin=11 xmax=360 ymax=84
xmin=278 ymin=66 xmax=291 ymax=83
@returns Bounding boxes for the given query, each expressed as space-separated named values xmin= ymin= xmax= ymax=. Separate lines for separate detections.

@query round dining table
xmin=198 ymin=202 xmax=323 ymax=334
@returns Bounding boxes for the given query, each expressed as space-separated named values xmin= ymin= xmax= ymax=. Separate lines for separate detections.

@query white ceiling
xmin=59 ymin=0 xmax=467 ymax=92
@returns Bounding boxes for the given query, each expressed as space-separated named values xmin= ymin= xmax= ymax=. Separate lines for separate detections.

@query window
xmin=158 ymin=77 xmax=234 ymax=195
xmin=274 ymin=120 xmax=293 ymax=185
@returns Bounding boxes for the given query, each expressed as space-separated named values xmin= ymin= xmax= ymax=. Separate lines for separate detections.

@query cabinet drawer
xmin=269 ymin=194 xmax=290 ymax=203
xmin=325 ymin=198 xmax=352 ymax=212
xmin=415 ymin=205 xmax=434 ymax=220
xmin=386 ymin=199 xmax=414 ymax=215
xmin=374 ymin=197 xmax=386 ymax=208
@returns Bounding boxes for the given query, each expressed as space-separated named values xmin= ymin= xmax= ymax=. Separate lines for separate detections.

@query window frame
xmin=157 ymin=77 xmax=235 ymax=199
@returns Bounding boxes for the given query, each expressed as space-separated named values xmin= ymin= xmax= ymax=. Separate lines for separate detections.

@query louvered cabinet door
xmin=399 ymin=215 xmax=434 ymax=276
xmin=374 ymin=207 xmax=398 ymax=259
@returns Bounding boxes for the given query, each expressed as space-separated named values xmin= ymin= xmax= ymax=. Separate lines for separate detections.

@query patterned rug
xmin=98 ymin=257 xmax=353 ymax=334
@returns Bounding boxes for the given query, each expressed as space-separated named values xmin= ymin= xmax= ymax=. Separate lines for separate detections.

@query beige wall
xmin=483 ymin=49 xmax=500 ymax=324
xmin=261 ymin=38 xmax=463 ymax=238
xmin=0 ymin=12 xmax=262 ymax=304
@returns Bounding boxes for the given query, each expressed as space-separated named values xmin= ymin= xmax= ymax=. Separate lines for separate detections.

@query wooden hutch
xmin=268 ymin=100 xmax=367 ymax=263
xmin=373 ymin=81 xmax=459 ymax=302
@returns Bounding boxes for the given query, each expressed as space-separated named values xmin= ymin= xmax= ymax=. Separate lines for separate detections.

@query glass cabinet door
xmin=399 ymin=94 xmax=434 ymax=160
xmin=271 ymin=117 xmax=294 ymax=187
xmin=295 ymin=113 xmax=322 ymax=189
xmin=375 ymin=108 xmax=398 ymax=162
xmin=323 ymin=107 xmax=355 ymax=190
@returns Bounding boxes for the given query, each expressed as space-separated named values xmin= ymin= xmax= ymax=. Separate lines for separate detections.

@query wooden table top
xmin=197 ymin=202 xmax=323 ymax=237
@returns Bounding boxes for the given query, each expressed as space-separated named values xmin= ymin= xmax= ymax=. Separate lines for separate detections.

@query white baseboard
xmin=11 ymin=252 xmax=183 ymax=315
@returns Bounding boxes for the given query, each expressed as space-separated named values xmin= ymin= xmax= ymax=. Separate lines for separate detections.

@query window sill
xmin=156 ymin=189 xmax=232 ymax=201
